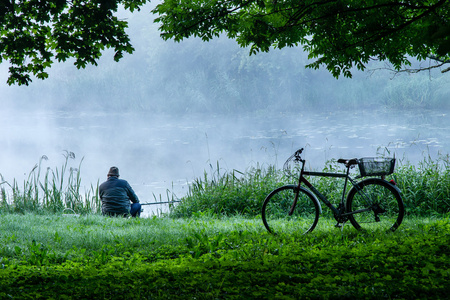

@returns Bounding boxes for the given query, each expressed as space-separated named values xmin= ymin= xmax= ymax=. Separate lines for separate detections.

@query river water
xmin=1 ymin=108 xmax=449 ymax=216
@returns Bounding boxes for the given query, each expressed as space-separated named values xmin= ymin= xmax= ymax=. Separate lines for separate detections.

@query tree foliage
xmin=0 ymin=0 xmax=148 ymax=85
xmin=153 ymin=0 xmax=450 ymax=78
xmin=2 ymin=1 xmax=450 ymax=85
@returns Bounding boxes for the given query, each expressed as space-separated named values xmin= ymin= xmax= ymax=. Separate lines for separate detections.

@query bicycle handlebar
xmin=294 ymin=148 xmax=304 ymax=160
xmin=284 ymin=148 xmax=304 ymax=168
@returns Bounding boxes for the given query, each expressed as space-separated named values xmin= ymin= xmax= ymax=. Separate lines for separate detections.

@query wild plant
xmin=169 ymin=161 xmax=281 ymax=218
xmin=394 ymin=152 xmax=450 ymax=216
xmin=0 ymin=151 xmax=100 ymax=214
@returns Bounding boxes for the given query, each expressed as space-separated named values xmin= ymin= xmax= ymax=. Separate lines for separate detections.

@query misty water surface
xmin=0 ymin=108 xmax=448 ymax=216
xmin=1 ymin=4 xmax=450 ymax=216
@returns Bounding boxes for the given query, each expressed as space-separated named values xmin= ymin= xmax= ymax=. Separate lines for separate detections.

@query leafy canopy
xmin=153 ymin=0 xmax=450 ymax=78
xmin=2 ymin=0 xmax=450 ymax=85
xmin=0 ymin=0 xmax=148 ymax=85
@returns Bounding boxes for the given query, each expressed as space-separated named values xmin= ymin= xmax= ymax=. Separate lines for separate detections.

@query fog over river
xmin=1 ymin=4 xmax=450 ymax=216
xmin=0 ymin=108 xmax=448 ymax=216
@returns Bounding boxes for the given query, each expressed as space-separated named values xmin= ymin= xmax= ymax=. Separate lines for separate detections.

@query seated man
xmin=99 ymin=167 xmax=141 ymax=217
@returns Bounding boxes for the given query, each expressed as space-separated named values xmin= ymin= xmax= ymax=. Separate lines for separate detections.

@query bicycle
xmin=261 ymin=148 xmax=405 ymax=235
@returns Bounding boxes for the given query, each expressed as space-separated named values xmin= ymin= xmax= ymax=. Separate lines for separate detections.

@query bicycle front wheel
xmin=262 ymin=185 xmax=320 ymax=235
xmin=346 ymin=178 xmax=404 ymax=232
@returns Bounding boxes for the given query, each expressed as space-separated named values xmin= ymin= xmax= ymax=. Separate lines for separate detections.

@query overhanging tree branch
xmin=0 ymin=0 xmax=148 ymax=85
xmin=2 ymin=0 xmax=450 ymax=84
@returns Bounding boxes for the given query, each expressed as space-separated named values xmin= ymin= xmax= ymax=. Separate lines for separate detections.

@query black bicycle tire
xmin=262 ymin=185 xmax=320 ymax=235
xmin=346 ymin=178 xmax=405 ymax=232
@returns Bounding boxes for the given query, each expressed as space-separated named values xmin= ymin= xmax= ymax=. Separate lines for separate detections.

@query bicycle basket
xmin=358 ymin=157 xmax=395 ymax=177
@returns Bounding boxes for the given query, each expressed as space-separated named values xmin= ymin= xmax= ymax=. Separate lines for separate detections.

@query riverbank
xmin=2 ymin=151 xmax=450 ymax=218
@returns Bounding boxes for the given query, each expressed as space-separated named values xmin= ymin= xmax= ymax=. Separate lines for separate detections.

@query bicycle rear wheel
xmin=346 ymin=178 xmax=404 ymax=232
xmin=262 ymin=185 xmax=320 ymax=235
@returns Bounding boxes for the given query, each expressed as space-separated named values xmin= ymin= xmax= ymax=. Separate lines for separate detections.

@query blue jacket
xmin=99 ymin=177 xmax=139 ymax=215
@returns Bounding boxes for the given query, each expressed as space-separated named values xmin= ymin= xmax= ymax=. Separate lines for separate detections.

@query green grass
xmin=394 ymin=153 xmax=450 ymax=216
xmin=0 ymin=214 xmax=448 ymax=299
xmin=0 ymin=151 xmax=449 ymax=298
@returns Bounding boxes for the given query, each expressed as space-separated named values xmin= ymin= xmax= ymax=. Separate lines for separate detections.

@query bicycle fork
xmin=288 ymin=159 xmax=306 ymax=216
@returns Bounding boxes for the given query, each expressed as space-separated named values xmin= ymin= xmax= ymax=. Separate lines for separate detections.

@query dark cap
xmin=107 ymin=166 xmax=119 ymax=177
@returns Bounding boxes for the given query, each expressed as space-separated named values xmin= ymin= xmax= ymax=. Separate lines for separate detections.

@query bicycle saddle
xmin=337 ymin=158 xmax=358 ymax=167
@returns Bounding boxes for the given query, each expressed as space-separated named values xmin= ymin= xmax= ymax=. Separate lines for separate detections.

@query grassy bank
xmin=0 ymin=214 xmax=448 ymax=299
xmin=0 ymin=152 xmax=449 ymax=298
xmin=1 ymin=152 xmax=449 ymax=218
xmin=171 ymin=154 xmax=450 ymax=218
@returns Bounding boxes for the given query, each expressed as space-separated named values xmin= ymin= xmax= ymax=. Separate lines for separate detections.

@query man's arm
xmin=126 ymin=183 xmax=139 ymax=204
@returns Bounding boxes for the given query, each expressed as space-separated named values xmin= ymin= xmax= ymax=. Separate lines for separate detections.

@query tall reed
xmin=0 ymin=151 xmax=100 ymax=215
xmin=394 ymin=152 xmax=450 ymax=216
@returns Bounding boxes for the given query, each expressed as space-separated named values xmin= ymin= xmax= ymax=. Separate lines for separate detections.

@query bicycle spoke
xmin=347 ymin=179 xmax=404 ymax=232
xmin=262 ymin=185 xmax=319 ymax=235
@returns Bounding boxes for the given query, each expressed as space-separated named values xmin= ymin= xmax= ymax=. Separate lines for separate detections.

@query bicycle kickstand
xmin=335 ymin=221 xmax=348 ymax=232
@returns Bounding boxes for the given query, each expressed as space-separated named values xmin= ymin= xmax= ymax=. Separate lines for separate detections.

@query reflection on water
xmin=1 ymin=109 xmax=449 ymax=216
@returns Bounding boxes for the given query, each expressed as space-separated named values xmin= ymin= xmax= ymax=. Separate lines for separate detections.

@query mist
xmin=1 ymin=4 xmax=450 ymax=215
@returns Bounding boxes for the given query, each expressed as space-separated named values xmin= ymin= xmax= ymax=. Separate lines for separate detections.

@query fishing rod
xmin=140 ymin=200 xmax=181 ymax=206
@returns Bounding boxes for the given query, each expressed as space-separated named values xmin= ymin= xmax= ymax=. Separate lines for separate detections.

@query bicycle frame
xmin=290 ymin=159 xmax=374 ymax=219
